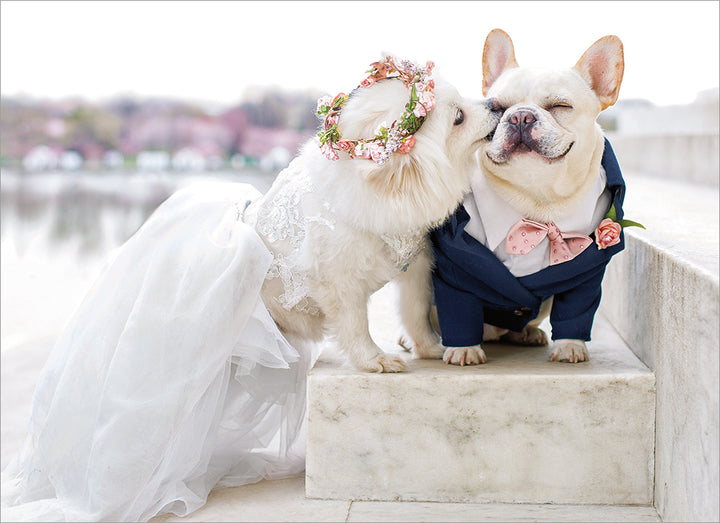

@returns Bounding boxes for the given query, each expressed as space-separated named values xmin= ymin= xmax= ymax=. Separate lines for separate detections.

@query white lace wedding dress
xmin=2 ymin=180 xmax=323 ymax=522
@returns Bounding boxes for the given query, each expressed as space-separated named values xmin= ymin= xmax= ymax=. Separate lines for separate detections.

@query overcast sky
xmin=1 ymin=1 xmax=718 ymax=108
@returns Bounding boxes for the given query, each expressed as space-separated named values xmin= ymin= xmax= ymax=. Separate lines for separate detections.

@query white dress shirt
xmin=463 ymin=168 xmax=611 ymax=277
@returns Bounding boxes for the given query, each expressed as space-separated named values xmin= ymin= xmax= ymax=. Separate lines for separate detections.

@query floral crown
xmin=316 ymin=56 xmax=436 ymax=165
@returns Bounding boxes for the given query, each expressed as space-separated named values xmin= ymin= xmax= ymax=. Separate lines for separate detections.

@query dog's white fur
xmin=441 ymin=30 xmax=624 ymax=365
xmin=245 ymin=72 xmax=500 ymax=372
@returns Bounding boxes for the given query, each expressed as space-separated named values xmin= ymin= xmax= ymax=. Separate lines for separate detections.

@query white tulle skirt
xmin=1 ymin=182 xmax=322 ymax=522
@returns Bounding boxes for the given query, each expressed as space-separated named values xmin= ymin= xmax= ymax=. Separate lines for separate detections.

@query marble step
xmin=306 ymin=285 xmax=655 ymax=505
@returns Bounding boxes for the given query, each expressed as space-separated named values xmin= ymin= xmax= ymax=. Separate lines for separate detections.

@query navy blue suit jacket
xmin=431 ymin=139 xmax=626 ymax=347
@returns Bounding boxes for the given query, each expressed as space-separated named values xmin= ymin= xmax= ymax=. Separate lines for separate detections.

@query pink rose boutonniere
xmin=595 ymin=218 xmax=622 ymax=249
xmin=594 ymin=204 xmax=645 ymax=249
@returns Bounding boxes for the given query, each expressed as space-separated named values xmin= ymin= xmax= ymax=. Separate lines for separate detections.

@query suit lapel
xmin=436 ymin=207 xmax=541 ymax=307
xmin=433 ymin=137 xmax=627 ymax=304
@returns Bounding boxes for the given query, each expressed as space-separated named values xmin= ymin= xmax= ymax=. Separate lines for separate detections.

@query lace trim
xmin=256 ymin=161 xmax=425 ymax=313
xmin=381 ymin=232 xmax=426 ymax=272
xmin=256 ymin=167 xmax=330 ymax=315
xmin=265 ymin=253 xmax=320 ymax=315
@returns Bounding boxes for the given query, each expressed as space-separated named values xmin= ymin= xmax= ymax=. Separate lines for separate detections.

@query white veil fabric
xmin=1 ymin=182 xmax=322 ymax=522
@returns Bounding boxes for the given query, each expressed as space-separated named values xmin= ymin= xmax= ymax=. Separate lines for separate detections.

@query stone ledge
xmin=306 ymin=283 xmax=655 ymax=505
xmin=149 ymin=476 xmax=662 ymax=522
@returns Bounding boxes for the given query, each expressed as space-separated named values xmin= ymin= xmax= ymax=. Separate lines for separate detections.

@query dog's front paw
xmin=502 ymin=325 xmax=549 ymax=346
xmin=443 ymin=346 xmax=487 ymax=366
xmin=361 ymin=353 xmax=407 ymax=373
xmin=549 ymin=339 xmax=588 ymax=363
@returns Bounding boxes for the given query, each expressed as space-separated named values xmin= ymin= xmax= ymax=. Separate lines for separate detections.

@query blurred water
xmin=1 ymin=169 xmax=277 ymax=257
xmin=0 ymin=169 xmax=278 ymax=352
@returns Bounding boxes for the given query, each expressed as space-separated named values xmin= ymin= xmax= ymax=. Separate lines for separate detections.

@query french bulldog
xmin=429 ymin=29 xmax=626 ymax=365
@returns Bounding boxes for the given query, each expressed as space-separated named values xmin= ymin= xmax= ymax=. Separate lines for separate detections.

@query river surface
xmin=0 ymin=169 xmax=279 ymax=352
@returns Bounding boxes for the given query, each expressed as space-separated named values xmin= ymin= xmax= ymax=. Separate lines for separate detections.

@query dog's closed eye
xmin=545 ymin=98 xmax=573 ymax=111
xmin=454 ymin=108 xmax=465 ymax=126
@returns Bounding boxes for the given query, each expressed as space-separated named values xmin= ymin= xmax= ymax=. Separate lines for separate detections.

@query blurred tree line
xmin=0 ymin=87 xmax=324 ymax=166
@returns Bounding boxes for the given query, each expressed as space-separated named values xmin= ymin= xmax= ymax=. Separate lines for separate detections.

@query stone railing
xmin=601 ymin=172 xmax=719 ymax=522
xmin=607 ymin=132 xmax=719 ymax=186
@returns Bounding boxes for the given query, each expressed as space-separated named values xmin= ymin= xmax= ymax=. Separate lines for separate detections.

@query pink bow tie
xmin=505 ymin=219 xmax=593 ymax=265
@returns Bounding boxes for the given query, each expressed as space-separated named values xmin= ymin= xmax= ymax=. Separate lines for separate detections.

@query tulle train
xmin=1 ymin=182 xmax=322 ymax=521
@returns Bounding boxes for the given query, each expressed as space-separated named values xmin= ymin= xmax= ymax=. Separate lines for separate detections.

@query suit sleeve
xmin=549 ymin=263 xmax=607 ymax=341
xmin=432 ymin=269 xmax=486 ymax=347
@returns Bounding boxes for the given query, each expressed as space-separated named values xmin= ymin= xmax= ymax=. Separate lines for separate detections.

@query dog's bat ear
xmin=574 ymin=35 xmax=624 ymax=110
xmin=482 ymin=29 xmax=518 ymax=96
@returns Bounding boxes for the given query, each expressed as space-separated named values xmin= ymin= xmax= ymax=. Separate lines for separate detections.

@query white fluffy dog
xmin=244 ymin=58 xmax=500 ymax=372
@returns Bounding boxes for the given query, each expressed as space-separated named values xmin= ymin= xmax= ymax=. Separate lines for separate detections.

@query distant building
xmin=205 ymin=155 xmax=223 ymax=170
xmin=606 ymin=88 xmax=719 ymax=185
xmin=172 ymin=148 xmax=207 ymax=171
xmin=260 ymin=146 xmax=292 ymax=172
xmin=230 ymin=154 xmax=251 ymax=169
xmin=22 ymin=145 xmax=59 ymax=171
xmin=103 ymin=150 xmax=125 ymax=169
xmin=136 ymin=151 xmax=170 ymax=171
xmin=60 ymin=150 xmax=83 ymax=171
xmin=614 ymin=88 xmax=719 ymax=136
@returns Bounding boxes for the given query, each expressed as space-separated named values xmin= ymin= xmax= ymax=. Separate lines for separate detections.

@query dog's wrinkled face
xmin=476 ymin=29 xmax=624 ymax=221
xmin=484 ymin=68 xmax=595 ymax=166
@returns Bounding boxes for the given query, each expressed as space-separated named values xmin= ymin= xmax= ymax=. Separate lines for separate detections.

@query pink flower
xmin=594 ymin=218 xmax=622 ymax=249
xmin=354 ymin=143 xmax=371 ymax=159
xmin=316 ymin=96 xmax=332 ymax=114
xmin=397 ymin=135 xmax=415 ymax=154
xmin=360 ymin=77 xmax=376 ymax=88
xmin=418 ymin=90 xmax=436 ymax=112
xmin=368 ymin=60 xmax=392 ymax=79
xmin=320 ymin=142 xmax=339 ymax=161
xmin=335 ymin=140 xmax=354 ymax=152
xmin=367 ymin=142 xmax=385 ymax=163
xmin=413 ymin=103 xmax=427 ymax=118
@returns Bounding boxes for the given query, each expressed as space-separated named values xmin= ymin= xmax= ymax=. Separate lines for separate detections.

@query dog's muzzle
xmin=505 ymin=108 xmax=540 ymax=150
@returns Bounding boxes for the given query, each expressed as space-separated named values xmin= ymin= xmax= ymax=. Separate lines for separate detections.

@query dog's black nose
xmin=508 ymin=110 xmax=536 ymax=126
